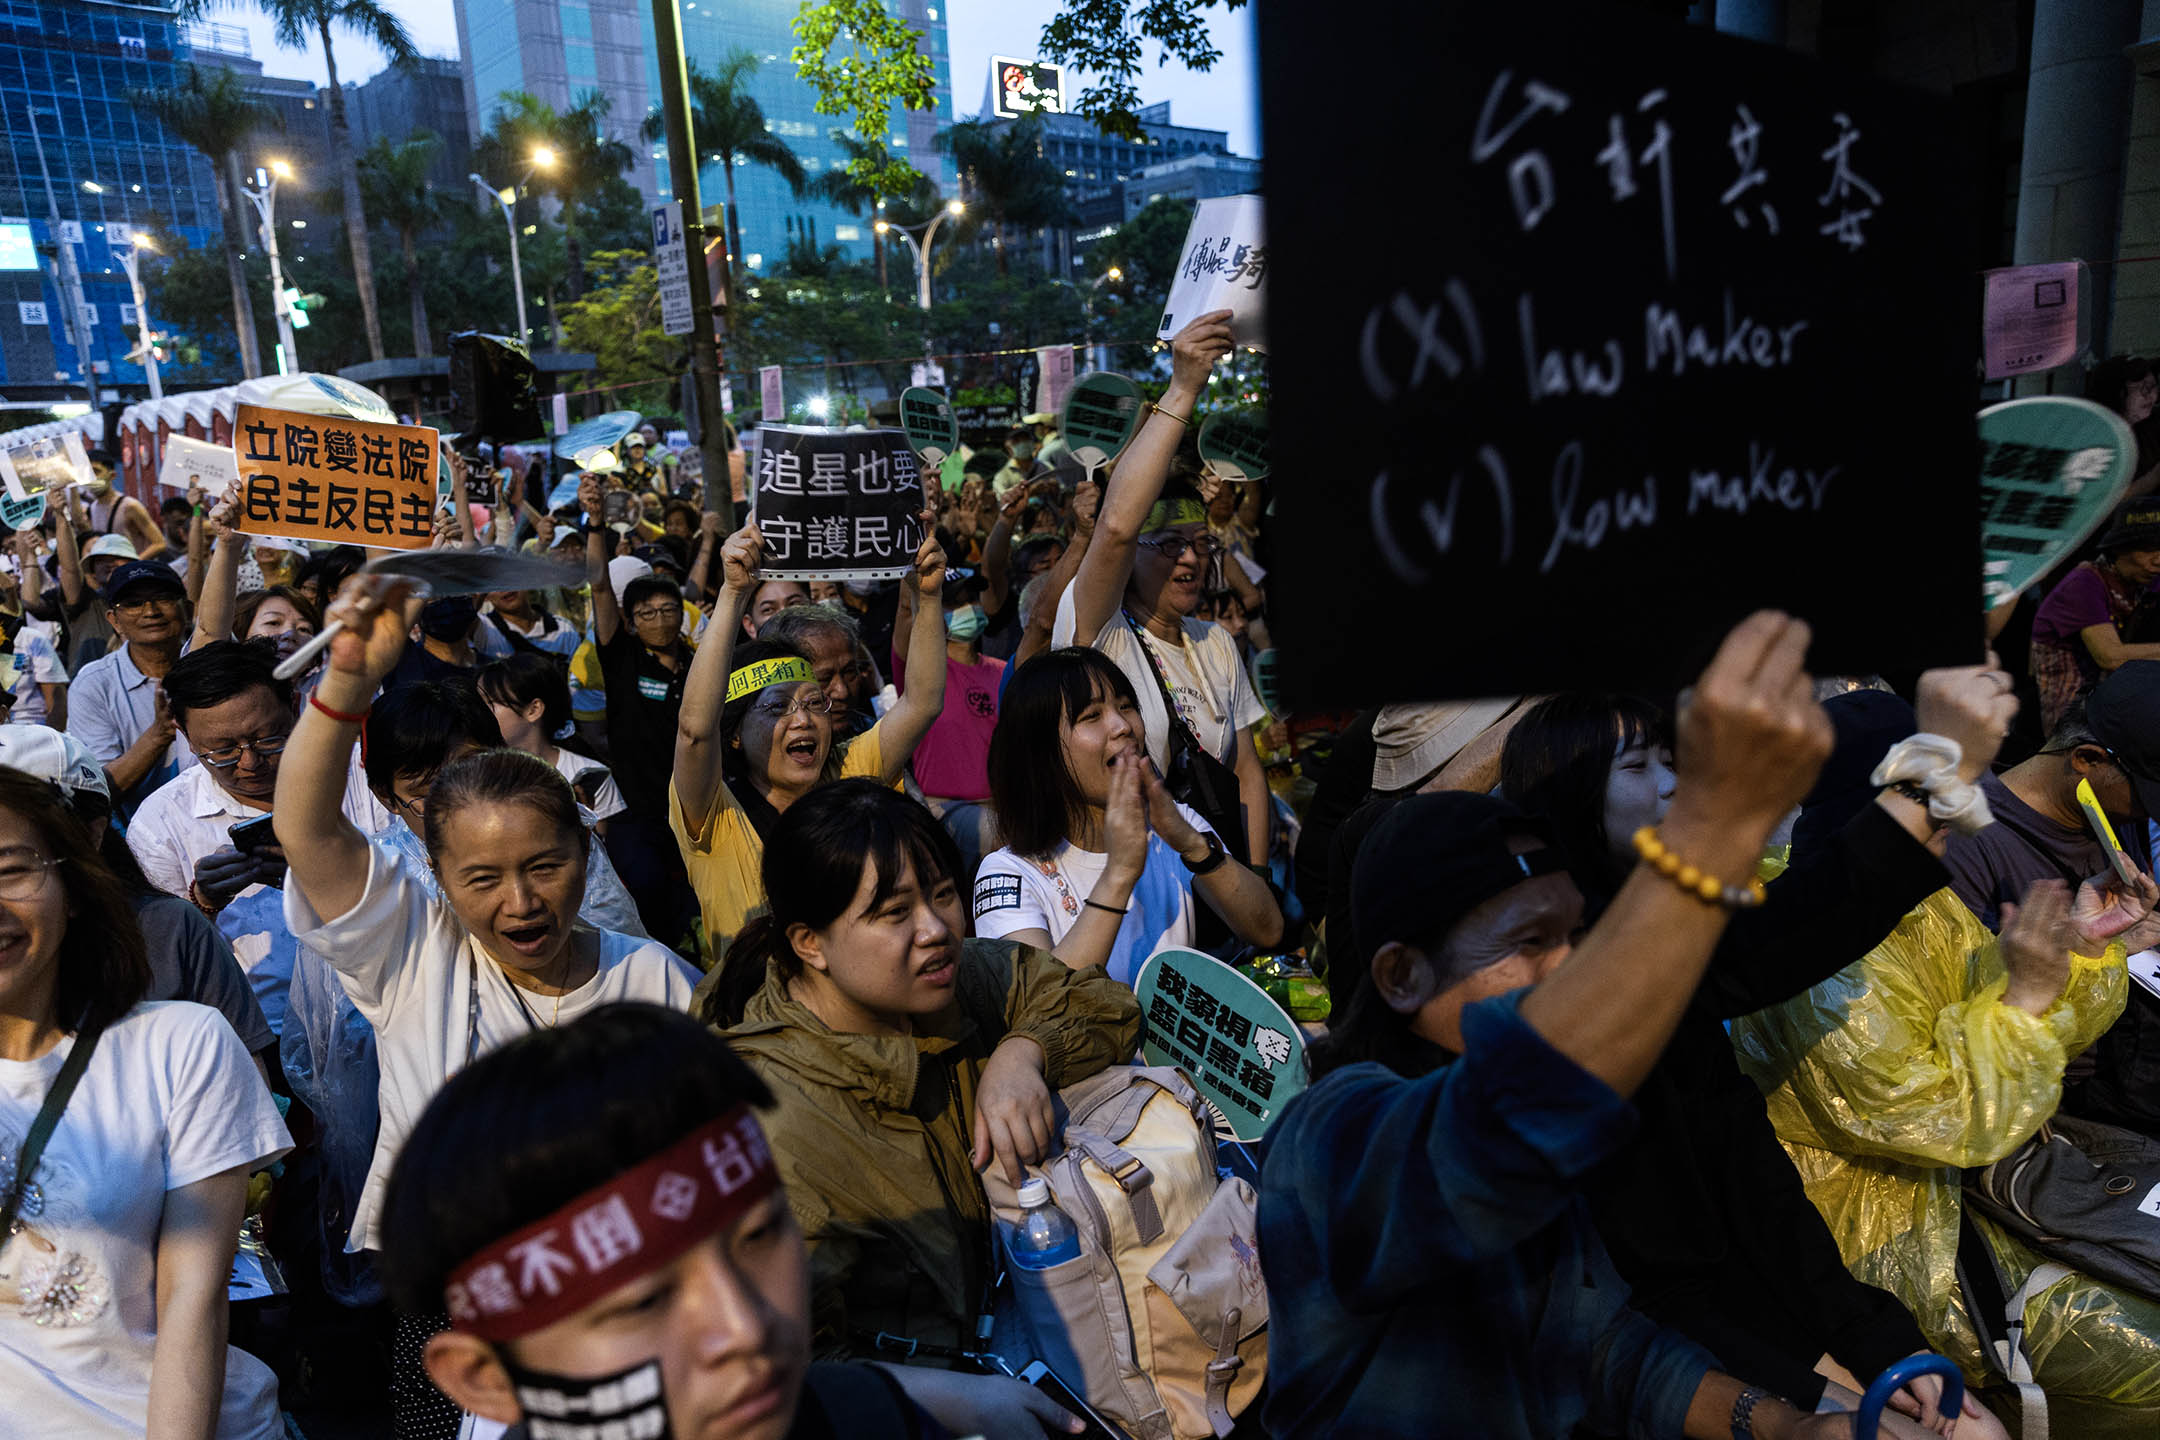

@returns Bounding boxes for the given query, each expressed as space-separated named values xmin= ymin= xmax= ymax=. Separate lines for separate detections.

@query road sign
xmin=654 ymin=201 xmax=693 ymax=337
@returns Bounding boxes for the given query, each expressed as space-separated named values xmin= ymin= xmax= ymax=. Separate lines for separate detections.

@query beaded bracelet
xmin=1632 ymin=826 xmax=1767 ymax=909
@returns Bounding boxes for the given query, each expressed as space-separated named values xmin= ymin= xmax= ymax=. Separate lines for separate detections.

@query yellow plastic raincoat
xmin=1731 ymin=887 xmax=2160 ymax=1427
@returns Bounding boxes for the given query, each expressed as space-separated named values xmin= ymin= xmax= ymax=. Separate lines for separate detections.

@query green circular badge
xmin=1198 ymin=409 xmax=1268 ymax=484
xmin=899 ymin=387 xmax=960 ymax=467
xmin=1979 ymin=397 xmax=2137 ymax=612
xmin=1059 ymin=372 xmax=1144 ymax=472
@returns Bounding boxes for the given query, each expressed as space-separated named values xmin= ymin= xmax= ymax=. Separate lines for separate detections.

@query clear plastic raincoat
xmin=1731 ymin=888 xmax=2160 ymax=1426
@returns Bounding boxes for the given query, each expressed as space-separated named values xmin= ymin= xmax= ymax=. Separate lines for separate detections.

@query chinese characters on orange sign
xmin=233 ymin=404 xmax=440 ymax=551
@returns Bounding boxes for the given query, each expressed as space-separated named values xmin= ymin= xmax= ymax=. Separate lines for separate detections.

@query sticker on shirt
xmin=637 ymin=676 xmax=671 ymax=702
xmin=2140 ymin=1181 xmax=2160 ymax=1220
xmin=974 ymin=873 xmax=1023 ymax=916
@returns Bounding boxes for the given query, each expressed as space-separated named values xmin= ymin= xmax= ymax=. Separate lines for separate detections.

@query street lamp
xmin=875 ymin=199 xmax=967 ymax=312
xmin=471 ymin=147 xmax=555 ymax=344
xmin=22 ymin=102 xmax=99 ymax=407
xmin=114 ymin=232 xmax=162 ymax=400
xmin=242 ymin=159 xmax=298 ymax=373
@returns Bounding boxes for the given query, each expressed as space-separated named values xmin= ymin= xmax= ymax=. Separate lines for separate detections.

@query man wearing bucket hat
xmin=2029 ymin=497 xmax=2160 ymax=732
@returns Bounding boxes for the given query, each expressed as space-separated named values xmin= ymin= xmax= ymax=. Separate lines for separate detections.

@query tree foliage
xmin=790 ymin=0 xmax=939 ymax=196
xmin=1037 ymin=0 xmax=1247 ymax=141
xmin=555 ymin=250 xmax=681 ymax=414
xmin=939 ymin=115 xmax=1073 ymax=276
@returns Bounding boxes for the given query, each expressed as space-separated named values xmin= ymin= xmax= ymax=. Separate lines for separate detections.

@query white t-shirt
xmin=0 ymin=1002 xmax=292 ymax=1439
xmin=2 ymin=629 xmax=67 ymax=727
xmin=1052 ymin=588 xmax=1264 ymax=768
xmin=285 ymin=843 xmax=700 ymax=1251
xmin=972 ymin=801 xmax=1217 ymax=988
xmin=554 ymin=749 xmax=626 ymax=823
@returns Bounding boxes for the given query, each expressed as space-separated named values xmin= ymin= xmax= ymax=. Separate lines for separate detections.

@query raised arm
xmin=1066 ymin=311 xmax=1234 ymax=641
xmin=685 ymin=511 xmax=722 ymax=604
xmin=445 ymin=449 xmax=477 ymax=548
xmin=1014 ymin=481 xmax=1097 ymax=669
xmin=870 ymin=514 xmax=949 ymax=781
xmin=273 ymin=573 xmax=418 ymax=922
xmin=188 ymin=490 xmax=244 ymax=651
xmin=182 ymin=484 xmax=210 ymax=607
xmin=674 ymin=521 xmax=761 ymax=836
xmin=580 ymin=475 xmax=622 ymax=646
xmin=1518 ymin=612 xmax=1832 ymax=1096
xmin=53 ymin=486 xmax=86 ymax=611
xmin=982 ymin=485 xmax=1027 ymax=615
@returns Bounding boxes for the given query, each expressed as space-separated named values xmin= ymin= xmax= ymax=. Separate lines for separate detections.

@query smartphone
xmin=2075 ymin=778 xmax=2140 ymax=888
xmin=1017 ymin=1361 xmax=1127 ymax=1440
xmin=228 ymin=813 xmax=278 ymax=854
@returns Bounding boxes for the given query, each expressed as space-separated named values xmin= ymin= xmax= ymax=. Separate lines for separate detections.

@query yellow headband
xmin=727 ymin=656 xmax=815 ymax=704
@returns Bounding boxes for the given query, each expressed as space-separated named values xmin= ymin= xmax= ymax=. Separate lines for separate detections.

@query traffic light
xmin=281 ymin=287 xmax=323 ymax=328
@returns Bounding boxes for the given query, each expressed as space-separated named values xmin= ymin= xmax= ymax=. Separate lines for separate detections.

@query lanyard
xmin=462 ymin=946 xmax=557 ymax=1067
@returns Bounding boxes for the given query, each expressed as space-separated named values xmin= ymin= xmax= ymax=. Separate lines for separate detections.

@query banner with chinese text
xmin=747 ymin=425 xmax=925 ymax=581
xmin=234 ymin=403 xmax=441 ymax=551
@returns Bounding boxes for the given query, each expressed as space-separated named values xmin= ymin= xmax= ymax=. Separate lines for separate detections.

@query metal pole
xmin=249 ymin=173 xmax=298 ymax=373
xmin=25 ymin=104 xmax=99 ymax=409
xmin=117 ymin=244 xmax=161 ymax=400
xmin=503 ymin=196 xmax=529 ymax=345
xmin=650 ymin=0 xmax=733 ymax=527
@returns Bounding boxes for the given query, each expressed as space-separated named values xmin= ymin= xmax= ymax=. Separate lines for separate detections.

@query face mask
xmin=496 ymin=1353 xmax=675 ymax=1440
xmin=944 ymin=603 xmax=987 ymax=641
xmin=844 ymin=578 xmax=878 ymax=599
xmin=818 ymin=596 xmax=846 ymax=611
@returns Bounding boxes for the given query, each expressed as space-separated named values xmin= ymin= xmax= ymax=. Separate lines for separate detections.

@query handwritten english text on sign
xmin=1134 ymin=947 xmax=1306 ymax=1140
xmin=1978 ymin=397 xmax=2135 ymax=612
xmin=1983 ymin=262 xmax=2081 ymax=381
xmin=748 ymin=426 xmax=926 ymax=582
xmin=1257 ymin=0 xmax=1975 ymax=706
xmin=233 ymin=403 xmax=441 ymax=551
xmin=653 ymin=202 xmax=694 ymax=338
xmin=1158 ymin=194 xmax=1266 ymax=350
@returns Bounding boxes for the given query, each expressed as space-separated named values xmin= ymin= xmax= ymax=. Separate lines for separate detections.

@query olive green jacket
xmin=726 ymin=938 xmax=1141 ymax=1360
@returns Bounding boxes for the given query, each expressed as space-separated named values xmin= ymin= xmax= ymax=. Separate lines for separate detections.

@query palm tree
xmin=641 ymin=49 xmax=805 ymax=297
xmin=221 ymin=0 xmax=419 ymax=364
xmin=130 ymin=65 xmax=277 ymax=378
xmin=939 ymin=114 xmax=1073 ymax=276
xmin=356 ymin=131 xmax=443 ymax=356
xmin=547 ymin=92 xmax=635 ymax=301
xmin=811 ymin=131 xmax=892 ymax=289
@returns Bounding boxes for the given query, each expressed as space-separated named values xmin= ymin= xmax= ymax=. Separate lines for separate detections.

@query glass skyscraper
xmin=0 ymin=0 xmax=220 ymax=402
xmin=454 ymin=0 xmax=955 ymax=272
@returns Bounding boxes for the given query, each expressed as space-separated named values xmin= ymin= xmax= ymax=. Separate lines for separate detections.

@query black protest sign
xmin=1060 ymin=372 xmax=1144 ymax=471
xmin=748 ymin=425 xmax=926 ymax=581
xmin=900 ymin=387 xmax=960 ymax=466
xmin=1257 ymin=0 xmax=1976 ymax=707
xmin=1198 ymin=409 xmax=1268 ymax=484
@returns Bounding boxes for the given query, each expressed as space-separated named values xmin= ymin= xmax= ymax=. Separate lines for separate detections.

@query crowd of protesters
xmin=8 ymin=312 xmax=2160 ymax=1440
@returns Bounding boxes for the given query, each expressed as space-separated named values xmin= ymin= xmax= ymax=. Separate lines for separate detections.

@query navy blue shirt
xmin=1257 ymin=989 xmax=1714 ymax=1439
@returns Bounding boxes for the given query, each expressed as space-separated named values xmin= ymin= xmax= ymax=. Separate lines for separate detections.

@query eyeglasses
xmin=1136 ymin=534 xmax=1224 ymax=562
xmin=197 ymin=733 xmax=291 ymax=769
xmin=631 ymin=605 xmax=684 ymax=624
xmin=0 ymin=855 xmax=62 ymax=902
xmin=113 ymin=591 xmax=183 ymax=614
xmin=756 ymin=690 xmax=834 ymax=719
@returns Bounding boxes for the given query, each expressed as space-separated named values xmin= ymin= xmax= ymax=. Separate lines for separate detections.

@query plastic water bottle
xmin=1004 ymin=1178 xmax=1082 ymax=1270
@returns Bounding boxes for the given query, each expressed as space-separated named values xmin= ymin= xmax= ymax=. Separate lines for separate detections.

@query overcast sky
xmin=212 ymin=0 xmax=1263 ymax=156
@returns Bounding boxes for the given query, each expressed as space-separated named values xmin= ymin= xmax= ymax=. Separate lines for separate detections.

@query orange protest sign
xmin=233 ymin=403 xmax=440 ymax=551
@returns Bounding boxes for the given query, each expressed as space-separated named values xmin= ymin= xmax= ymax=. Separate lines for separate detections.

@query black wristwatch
xmin=1180 ymin=832 xmax=1230 ymax=877
xmin=1730 ymin=1385 xmax=1770 ymax=1440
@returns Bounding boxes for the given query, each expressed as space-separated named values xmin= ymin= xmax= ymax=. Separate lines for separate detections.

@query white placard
xmin=2130 ymin=949 xmax=2160 ymax=1003
xmin=653 ymin=201 xmax=693 ymax=337
xmin=1157 ymin=194 xmax=1266 ymax=350
xmin=0 ymin=431 xmax=92 ymax=504
xmin=1035 ymin=345 xmax=1075 ymax=414
xmin=158 ymin=433 xmax=241 ymax=493
xmin=760 ymin=364 xmax=784 ymax=419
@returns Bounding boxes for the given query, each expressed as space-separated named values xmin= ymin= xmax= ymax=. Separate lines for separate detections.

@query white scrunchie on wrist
xmin=1870 ymin=733 xmax=1994 ymax=835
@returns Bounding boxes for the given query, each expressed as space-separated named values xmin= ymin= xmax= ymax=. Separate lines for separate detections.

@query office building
xmin=451 ymin=0 xmax=955 ymax=270
xmin=1121 ymin=150 xmax=1264 ymax=223
xmin=346 ymin=56 xmax=474 ymax=194
xmin=185 ymin=23 xmax=335 ymax=231
xmin=0 ymin=0 xmax=227 ymax=407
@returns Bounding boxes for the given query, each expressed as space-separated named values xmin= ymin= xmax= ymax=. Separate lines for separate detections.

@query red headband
xmin=445 ymin=1107 xmax=779 ymax=1342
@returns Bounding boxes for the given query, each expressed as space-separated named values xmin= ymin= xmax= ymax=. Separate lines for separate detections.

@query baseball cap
xmin=100 ymin=558 xmax=185 ymax=608
xmin=1371 ymin=698 xmax=1520 ymax=792
xmin=1350 ymin=792 xmax=1565 ymax=974
xmin=607 ymin=555 xmax=652 ymax=606
xmin=0 ymin=725 xmax=111 ymax=809
xmin=84 ymin=533 xmax=138 ymax=563
xmin=632 ymin=543 xmax=684 ymax=576
xmin=2086 ymin=661 xmax=2160 ymax=817
xmin=2098 ymin=497 xmax=2160 ymax=555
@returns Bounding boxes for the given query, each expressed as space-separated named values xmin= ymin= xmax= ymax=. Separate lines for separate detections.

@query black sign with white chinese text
xmin=748 ymin=425 xmax=926 ymax=581
xmin=1258 ymin=0 xmax=1978 ymax=707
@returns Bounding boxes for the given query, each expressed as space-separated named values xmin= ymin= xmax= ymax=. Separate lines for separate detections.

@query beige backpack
xmin=984 ymin=1066 xmax=1268 ymax=1440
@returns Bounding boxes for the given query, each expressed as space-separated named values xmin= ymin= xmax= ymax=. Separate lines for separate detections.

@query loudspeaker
xmin=446 ymin=331 xmax=543 ymax=442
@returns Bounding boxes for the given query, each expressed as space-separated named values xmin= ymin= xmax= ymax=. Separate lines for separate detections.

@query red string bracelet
xmin=309 ymin=694 xmax=369 ymax=725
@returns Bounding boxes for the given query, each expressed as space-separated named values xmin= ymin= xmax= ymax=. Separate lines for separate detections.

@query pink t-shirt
xmin=902 ymin=652 xmax=1005 ymax=801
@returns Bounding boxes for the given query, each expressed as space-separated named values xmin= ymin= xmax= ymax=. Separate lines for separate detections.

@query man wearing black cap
xmin=66 ymin=556 xmax=192 ymax=814
xmin=1256 ymin=614 xmax=1939 ymax=1440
